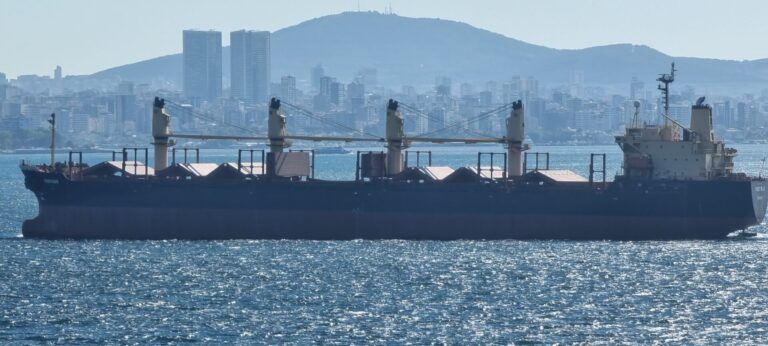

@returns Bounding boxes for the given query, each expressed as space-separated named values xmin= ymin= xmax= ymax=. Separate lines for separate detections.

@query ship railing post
xmin=602 ymin=154 xmax=606 ymax=185
xmin=490 ymin=153 xmax=495 ymax=179
xmin=67 ymin=151 xmax=83 ymax=180
xmin=143 ymin=148 xmax=149 ymax=178
xmin=121 ymin=148 xmax=127 ymax=177
xmin=523 ymin=153 xmax=527 ymax=173
xmin=67 ymin=151 xmax=72 ymax=177
xmin=476 ymin=152 xmax=481 ymax=177
xmin=78 ymin=152 xmax=83 ymax=180
xmin=250 ymin=150 xmax=255 ymax=176
xmin=237 ymin=149 xmax=243 ymax=172
xmin=260 ymin=150 xmax=265 ymax=175
xmin=133 ymin=148 xmax=138 ymax=177
xmin=503 ymin=152 xmax=508 ymax=180
xmin=355 ymin=151 xmax=361 ymax=181
xmin=405 ymin=151 xmax=409 ymax=168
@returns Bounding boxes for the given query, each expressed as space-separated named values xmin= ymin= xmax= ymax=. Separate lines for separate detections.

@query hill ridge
xmin=90 ymin=11 xmax=768 ymax=90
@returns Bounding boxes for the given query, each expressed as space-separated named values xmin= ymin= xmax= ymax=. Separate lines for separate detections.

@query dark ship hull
xmin=21 ymin=168 xmax=768 ymax=240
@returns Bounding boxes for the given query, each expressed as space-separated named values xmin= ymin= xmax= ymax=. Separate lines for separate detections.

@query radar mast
xmin=657 ymin=62 xmax=676 ymax=128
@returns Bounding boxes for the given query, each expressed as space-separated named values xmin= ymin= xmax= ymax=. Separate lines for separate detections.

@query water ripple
xmin=1 ymin=239 xmax=768 ymax=343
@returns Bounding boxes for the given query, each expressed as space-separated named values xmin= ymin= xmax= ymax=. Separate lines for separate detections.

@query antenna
xmin=48 ymin=113 xmax=56 ymax=166
xmin=657 ymin=62 xmax=676 ymax=127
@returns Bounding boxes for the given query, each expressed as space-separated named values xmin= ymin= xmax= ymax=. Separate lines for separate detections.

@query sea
xmin=2 ymin=144 xmax=768 ymax=344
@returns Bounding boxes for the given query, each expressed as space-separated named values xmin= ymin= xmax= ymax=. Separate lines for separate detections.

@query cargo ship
xmin=19 ymin=65 xmax=768 ymax=240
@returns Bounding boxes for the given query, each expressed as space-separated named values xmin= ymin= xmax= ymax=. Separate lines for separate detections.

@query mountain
xmin=90 ymin=11 xmax=768 ymax=90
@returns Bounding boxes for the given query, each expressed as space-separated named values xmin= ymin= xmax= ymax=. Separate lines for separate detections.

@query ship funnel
xmin=690 ymin=97 xmax=714 ymax=142
xmin=385 ymin=99 xmax=406 ymax=176
xmin=268 ymin=98 xmax=289 ymax=152
xmin=152 ymin=97 xmax=171 ymax=170
xmin=506 ymin=100 xmax=525 ymax=177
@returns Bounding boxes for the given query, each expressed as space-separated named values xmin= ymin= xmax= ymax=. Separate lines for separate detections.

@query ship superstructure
xmin=18 ymin=65 xmax=768 ymax=240
xmin=616 ymin=64 xmax=736 ymax=181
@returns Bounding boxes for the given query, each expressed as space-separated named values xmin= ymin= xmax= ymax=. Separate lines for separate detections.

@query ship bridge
xmin=616 ymin=64 xmax=736 ymax=181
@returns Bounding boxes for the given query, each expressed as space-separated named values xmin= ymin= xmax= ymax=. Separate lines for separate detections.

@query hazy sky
xmin=1 ymin=0 xmax=766 ymax=78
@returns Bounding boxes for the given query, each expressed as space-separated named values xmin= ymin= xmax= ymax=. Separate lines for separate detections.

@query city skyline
xmin=2 ymin=0 xmax=768 ymax=78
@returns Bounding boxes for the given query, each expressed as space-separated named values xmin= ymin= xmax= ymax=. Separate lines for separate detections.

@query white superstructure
xmin=616 ymin=98 xmax=735 ymax=181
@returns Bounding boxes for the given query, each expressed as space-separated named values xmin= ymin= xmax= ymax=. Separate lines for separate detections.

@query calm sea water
xmin=2 ymin=144 xmax=768 ymax=343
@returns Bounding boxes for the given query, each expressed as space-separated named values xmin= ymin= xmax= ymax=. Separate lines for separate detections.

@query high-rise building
xmin=354 ymin=67 xmax=377 ymax=86
xmin=0 ymin=72 xmax=7 ymax=102
xmin=435 ymin=76 xmax=452 ymax=97
xmin=460 ymin=83 xmax=473 ymax=97
xmin=52 ymin=66 xmax=63 ymax=95
xmin=313 ymin=76 xmax=336 ymax=111
xmin=346 ymin=82 xmax=365 ymax=110
xmin=329 ymin=81 xmax=345 ymax=106
xmin=230 ymin=30 xmax=270 ymax=103
xmin=280 ymin=76 xmax=297 ymax=104
xmin=115 ymin=94 xmax=136 ymax=133
xmin=630 ymin=77 xmax=644 ymax=100
xmin=117 ymin=81 xmax=134 ymax=95
xmin=319 ymin=76 xmax=335 ymax=98
xmin=311 ymin=64 xmax=325 ymax=92
xmin=183 ymin=30 xmax=222 ymax=101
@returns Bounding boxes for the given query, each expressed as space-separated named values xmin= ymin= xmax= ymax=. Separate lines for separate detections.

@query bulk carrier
xmin=19 ymin=65 xmax=768 ymax=239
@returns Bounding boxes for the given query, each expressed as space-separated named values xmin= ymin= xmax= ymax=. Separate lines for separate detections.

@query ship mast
xmin=632 ymin=100 xmax=641 ymax=128
xmin=385 ymin=99 xmax=406 ymax=176
xmin=48 ymin=113 xmax=55 ymax=166
xmin=268 ymin=98 xmax=288 ymax=153
xmin=506 ymin=101 xmax=525 ymax=177
xmin=657 ymin=62 xmax=676 ymax=129
xmin=152 ymin=97 xmax=172 ymax=170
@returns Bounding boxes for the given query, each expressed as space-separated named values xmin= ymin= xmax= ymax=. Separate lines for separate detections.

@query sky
xmin=1 ymin=0 xmax=766 ymax=78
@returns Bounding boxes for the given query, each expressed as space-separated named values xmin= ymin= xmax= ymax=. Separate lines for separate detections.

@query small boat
xmin=735 ymin=230 xmax=758 ymax=238
xmin=314 ymin=146 xmax=350 ymax=155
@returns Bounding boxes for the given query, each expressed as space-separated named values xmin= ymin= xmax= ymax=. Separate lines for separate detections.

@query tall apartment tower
xmin=280 ymin=76 xmax=297 ymax=104
xmin=183 ymin=30 xmax=222 ymax=101
xmin=230 ymin=30 xmax=271 ymax=103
